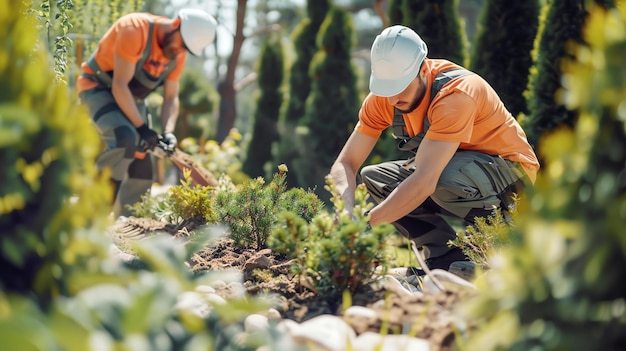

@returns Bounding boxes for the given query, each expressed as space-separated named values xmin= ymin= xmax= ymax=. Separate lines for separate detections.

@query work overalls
xmin=79 ymin=16 xmax=176 ymax=217
xmin=361 ymin=69 xmax=528 ymax=259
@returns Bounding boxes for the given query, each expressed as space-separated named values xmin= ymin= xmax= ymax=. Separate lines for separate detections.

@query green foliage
xmin=128 ymin=191 xmax=177 ymax=223
xmin=402 ymin=0 xmax=469 ymax=66
xmin=243 ymin=35 xmax=285 ymax=179
xmin=469 ymin=0 xmax=540 ymax=118
xmin=0 ymin=0 xmax=112 ymax=299
xmin=269 ymin=176 xmax=396 ymax=301
xmin=215 ymin=165 xmax=323 ymax=249
xmin=276 ymin=0 xmax=331 ymax=188
xmin=294 ymin=6 xmax=360 ymax=202
xmin=461 ymin=4 xmax=626 ymax=350
xmin=450 ymin=207 xmax=519 ymax=269
xmin=521 ymin=0 xmax=590 ymax=147
xmin=387 ymin=0 xmax=404 ymax=25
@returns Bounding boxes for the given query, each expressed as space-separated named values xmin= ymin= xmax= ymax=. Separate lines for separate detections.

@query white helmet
xmin=369 ymin=25 xmax=428 ymax=97
xmin=178 ymin=9 xmax=217 ymax=56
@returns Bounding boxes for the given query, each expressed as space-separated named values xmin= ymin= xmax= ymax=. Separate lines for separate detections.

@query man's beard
xmin=163 ymin=30 xmax=178 ymax=60
xmin=396 ymin=76 xmax=426 ymax=114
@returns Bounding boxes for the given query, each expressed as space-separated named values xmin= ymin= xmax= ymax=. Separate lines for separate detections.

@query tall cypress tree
xmin=522 ymin=0 xmax=614 ymax=147
xmin=470 ymin=0 xmax=540 ymax=119
xmin=387 ymin=0 xmax=404 ymax=25
xmin=295 ymin=6 xmax=360 ymax=201
xmin=274 ymin=0 xmax=331 ymax=186
xmin=243 ymin=35 xmax=285 ymax=179
xmin=403 ymin=0 xmax=469 ymax=66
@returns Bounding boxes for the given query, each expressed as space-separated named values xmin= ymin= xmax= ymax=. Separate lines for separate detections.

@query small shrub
xmin=215 ymin=165 xmax=323 ymax=249
xmin=269 ymin=176 xmax=396 ymax=300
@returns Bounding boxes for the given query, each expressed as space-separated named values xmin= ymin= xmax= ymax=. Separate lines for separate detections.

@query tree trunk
xmin=216 ymin=0 xmax=247 ymax=143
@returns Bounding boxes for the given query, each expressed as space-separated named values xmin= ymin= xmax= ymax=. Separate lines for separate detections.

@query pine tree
xmin=295 ymin=6 xmax=360 ymax=201
xmin=243 ymin=35 xmax=285 ymax=179
xmin=275 ymin=0 xmax=331 ymax=186
xmin=470 ymin=0 xmax=540 ymax=118
xmin=403 ymin=0 xmax=469 ymax=66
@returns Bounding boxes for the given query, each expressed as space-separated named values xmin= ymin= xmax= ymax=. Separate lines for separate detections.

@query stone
xmin=343 ymin=306 xmax=378 ymax=334
xmin=352 ymin=332 xmax=431 ymax=351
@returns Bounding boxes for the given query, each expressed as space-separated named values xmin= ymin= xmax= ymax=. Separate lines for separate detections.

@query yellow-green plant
xmin=0 ymin=0 xmax=111 ymax=300
xmin=168 ymin=169 xmax=217 ymax=224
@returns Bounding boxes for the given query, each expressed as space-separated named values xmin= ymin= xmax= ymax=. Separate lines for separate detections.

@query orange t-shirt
xmin=356 ymin=58 xmax=539 ymax=183
xmin=76 ymin=12 xmax=186 ymax=93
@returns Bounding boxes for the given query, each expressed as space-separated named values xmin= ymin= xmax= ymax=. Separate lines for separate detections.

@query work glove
xmin=161 ymin=132 xmax=177 ymax=152
xmin=136 ymin=124 xmax=159 ymax=150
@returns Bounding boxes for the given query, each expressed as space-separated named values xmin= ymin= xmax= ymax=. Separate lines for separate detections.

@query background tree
xmin=243 ymin=35 xmax=285 ymax=179
xmin=387 ymin=0 xmax=404 ymax=25
xmin=274 ymin=0 xmax=331 ymax=187
xmin=462 ymin=4 xmax=626 ymax=349
xmin=215 ymin=0 xmax=249 ymax=143
xmin=402 ymin=0 xmax=469 ymax=66
xmin=522 ymin=0 xmax=615 ymax=147
xmin=294 ymin=6 xmax=360 ymax=201
xmin=469 ymin=0 xmax=540 ymax=118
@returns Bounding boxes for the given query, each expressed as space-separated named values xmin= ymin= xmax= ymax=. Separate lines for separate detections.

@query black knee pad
xmin=128 ymin=157 xmax=153 ymax=180
xmin=114 ymin=126 xmax=137 ymax=158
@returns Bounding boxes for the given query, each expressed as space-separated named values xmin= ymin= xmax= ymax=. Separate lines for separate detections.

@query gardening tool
xmin=134 ymin=139 xmax=218 ymax=187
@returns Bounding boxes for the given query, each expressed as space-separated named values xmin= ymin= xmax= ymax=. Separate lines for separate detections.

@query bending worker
xmin=77 ymin=9 xmax=217 ymax=217
xmin=330 ymin=25 xmax=540 ymax=273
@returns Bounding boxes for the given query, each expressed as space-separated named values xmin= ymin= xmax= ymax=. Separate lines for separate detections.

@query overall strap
xmin=394 ymin=68 xmax=473 ymax=153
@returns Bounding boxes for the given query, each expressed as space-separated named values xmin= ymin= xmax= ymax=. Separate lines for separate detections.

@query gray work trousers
xmin=361 ymin=150 xmax=526 ymax=259
xmin=80 ymin=87 xmax=154 ymax=217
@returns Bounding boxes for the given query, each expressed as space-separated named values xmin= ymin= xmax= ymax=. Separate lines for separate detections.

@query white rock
xmin=352 ymin=332 xmax=430 ymax=351
xmin=343 ymin=306 xmax=378 ymax=334
xmin=174 ymin=291 xmax=211 ymax=318
xmin=244 ymin=314 xmax=269 ymax=333
xmin=204 ymin=293 xmax=227 ymax=306
xmin=290 ymin=315 xmax=356 ymax=351
xmin=267 ymin=308 xmax=281 ymax=320
xmin=195 ymin=285 xmax=216 ymax=294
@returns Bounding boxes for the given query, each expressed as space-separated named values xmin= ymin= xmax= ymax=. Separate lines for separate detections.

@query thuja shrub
xmin=269 ymin=177 xmax=396 ymax=300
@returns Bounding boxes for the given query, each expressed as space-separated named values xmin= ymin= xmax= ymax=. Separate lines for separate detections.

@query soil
xmin=113 ymin=217 xmax=477 ymax=351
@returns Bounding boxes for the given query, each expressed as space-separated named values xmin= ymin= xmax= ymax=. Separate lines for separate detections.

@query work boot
xmin=408 ymin=247 xmax=469 ymax=276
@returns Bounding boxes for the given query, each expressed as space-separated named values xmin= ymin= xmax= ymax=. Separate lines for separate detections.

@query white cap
xmin=369 ymin=25 xmax=428 ymax=97
xmin=178 ymin=9 xmax=217 ymax=56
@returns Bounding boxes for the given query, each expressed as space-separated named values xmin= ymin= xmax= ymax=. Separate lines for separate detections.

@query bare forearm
xmin=161 ymin=96 xmax=179 ymax=134
xmin=112 ymin=83 xmax=144 ymax=128
xmin=329 ymin=162 xmax=358 ymax=211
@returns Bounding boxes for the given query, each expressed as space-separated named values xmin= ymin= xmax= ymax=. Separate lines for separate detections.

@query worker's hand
xmin=161 ymin=132 xmax=177 ymax=152
xmin=136 ymin=124 xmax=159 ymax=150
